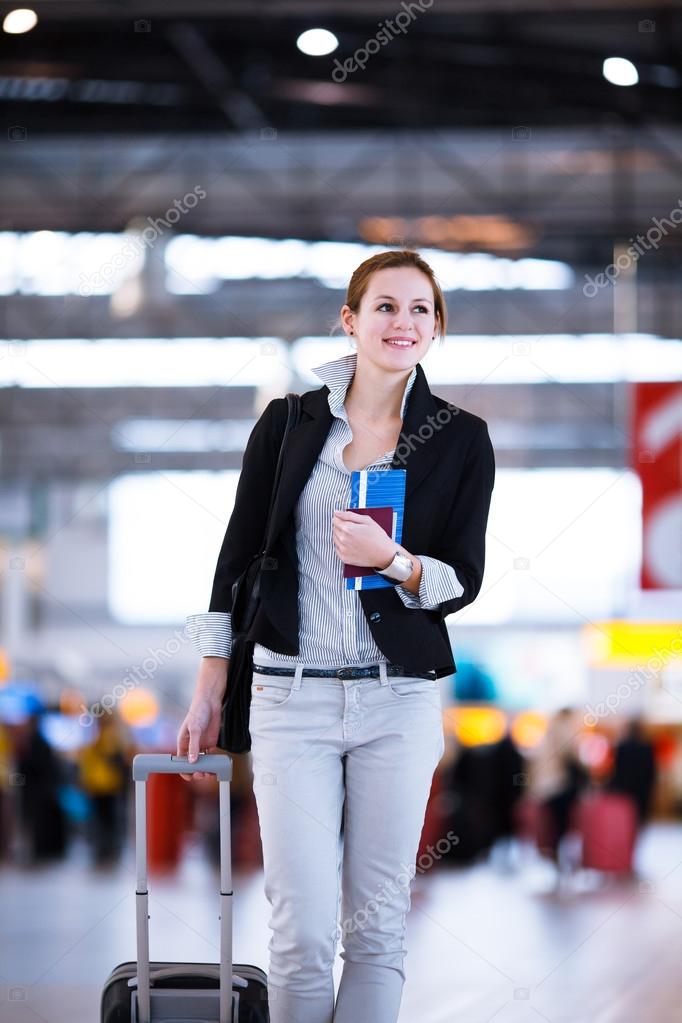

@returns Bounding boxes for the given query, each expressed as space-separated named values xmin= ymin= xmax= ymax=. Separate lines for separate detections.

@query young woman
xmin=178 ymin=250 xmax=495 ymax=1023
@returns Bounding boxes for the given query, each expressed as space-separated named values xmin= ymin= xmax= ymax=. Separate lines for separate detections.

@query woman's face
xmin=343 ymin=266 xmax=438 ymax=374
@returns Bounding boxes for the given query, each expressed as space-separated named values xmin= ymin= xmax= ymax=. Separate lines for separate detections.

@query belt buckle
xmin=336 ymin=667 xmax=353 ymax=680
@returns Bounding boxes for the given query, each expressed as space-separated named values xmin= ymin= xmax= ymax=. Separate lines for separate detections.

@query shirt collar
xmin=311 ymin=351 xmax=417 ymax=422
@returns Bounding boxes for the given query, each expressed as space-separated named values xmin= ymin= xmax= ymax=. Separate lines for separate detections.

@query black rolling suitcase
xmin=101 ymin=753 xmax=269 ymax=1022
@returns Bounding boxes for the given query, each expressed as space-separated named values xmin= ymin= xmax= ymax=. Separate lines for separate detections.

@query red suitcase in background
xmin=578 ymin=791 xmax=638 ymax=873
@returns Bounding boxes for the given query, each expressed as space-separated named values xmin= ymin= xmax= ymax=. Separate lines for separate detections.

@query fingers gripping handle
xmin=132 ymin=752 xmax=233 ymax=782
xmin=133 ymin=754 xmax=233 ymax=1023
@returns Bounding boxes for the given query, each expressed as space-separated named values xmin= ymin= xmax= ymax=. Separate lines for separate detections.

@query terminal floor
xmin=2 ymin=823 xmax=682 ymax=1023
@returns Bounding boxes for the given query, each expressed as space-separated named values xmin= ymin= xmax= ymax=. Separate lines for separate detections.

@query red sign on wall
xmin=631 ymin=382 xmax=682 ymax=590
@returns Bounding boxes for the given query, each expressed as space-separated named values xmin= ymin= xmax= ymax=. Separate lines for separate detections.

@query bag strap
xmin=259 ymin=392 xmax=301 ymax=555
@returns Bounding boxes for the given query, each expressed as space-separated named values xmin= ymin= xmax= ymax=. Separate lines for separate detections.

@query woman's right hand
xmin=176 ymin=658 xmax=229 ymax=781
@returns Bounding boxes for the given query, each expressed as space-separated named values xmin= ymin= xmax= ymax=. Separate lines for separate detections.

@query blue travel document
xmin=344 ymin=468 xmax=407 ymax=590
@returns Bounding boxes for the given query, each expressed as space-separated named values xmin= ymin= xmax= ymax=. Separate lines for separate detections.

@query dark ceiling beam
xmin=10 ymin=0 xmax=682 ymax=16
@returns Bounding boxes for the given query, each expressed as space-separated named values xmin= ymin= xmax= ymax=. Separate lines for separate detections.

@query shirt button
xmin=346 ymin=609 xmax=353 ymax=617
xmin=369 ymin=612 xmax=381 ymax=623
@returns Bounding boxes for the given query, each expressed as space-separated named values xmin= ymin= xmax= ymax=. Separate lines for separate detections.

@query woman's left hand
xmin=332 ymin=510 xmax=394 ymax=569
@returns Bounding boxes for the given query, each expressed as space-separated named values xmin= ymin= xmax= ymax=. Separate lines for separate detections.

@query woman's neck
xmin=345 ymin=359 xmax=413 ymax=422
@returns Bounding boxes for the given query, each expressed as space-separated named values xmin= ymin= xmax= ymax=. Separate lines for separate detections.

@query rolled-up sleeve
xmin=394 ymin=555 xmax=465 ymax=610
xmin=185 ymin=612 xmax=232 ymax=658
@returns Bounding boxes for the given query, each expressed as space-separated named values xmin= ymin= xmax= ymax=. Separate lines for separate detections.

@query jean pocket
xmin=387 ymin=676 xmax=439 ymax=700
xmin=250 ymin=676 xmax=296 ymax=709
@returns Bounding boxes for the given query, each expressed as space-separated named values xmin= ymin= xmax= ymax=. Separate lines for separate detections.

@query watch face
xmin=376 ymin=552 xmax=412 ymax=580
xmin=390 ymin=554 xmax=412 ymax=580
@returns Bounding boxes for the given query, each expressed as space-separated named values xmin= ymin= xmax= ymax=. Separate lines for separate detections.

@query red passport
xmin=342 ymin=506 xmax=395 ymax=579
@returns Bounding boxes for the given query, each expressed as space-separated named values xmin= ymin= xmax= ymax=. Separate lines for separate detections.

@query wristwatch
xmin=374 ymin=550 xmax=413 ymax=583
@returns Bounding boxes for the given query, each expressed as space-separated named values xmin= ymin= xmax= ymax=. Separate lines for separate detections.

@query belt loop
xmin=293 ymin=663 xmax=304 ymax=690
xmin=378 ymin=662 xmax=389 ymax=686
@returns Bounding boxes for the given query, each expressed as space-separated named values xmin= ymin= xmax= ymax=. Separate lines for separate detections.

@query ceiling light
xmin=296 ymin=28 xmax=338 ymax=56
xmin=3 ymin=8 xmax=38 ymax=34
xmin=603 ymin=57 xmax=639 ymax=87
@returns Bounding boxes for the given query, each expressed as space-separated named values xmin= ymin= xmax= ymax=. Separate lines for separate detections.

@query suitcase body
xmin=101 ymin=961 xmax=268 ymax=1022
xmin=100 ymin=753 xmax=269 ymax=1023
xmin=579 ymin=791 xmax=637 ymax=873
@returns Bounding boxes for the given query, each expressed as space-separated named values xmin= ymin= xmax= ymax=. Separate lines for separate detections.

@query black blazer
xmin=207 ymin=361 xmax=495 ymax=678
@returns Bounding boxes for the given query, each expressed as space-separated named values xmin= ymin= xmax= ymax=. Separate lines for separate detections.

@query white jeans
xmin=249 ymin=661 xmax=445 ymax=1023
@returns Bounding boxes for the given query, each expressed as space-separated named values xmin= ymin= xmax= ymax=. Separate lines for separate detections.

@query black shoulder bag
xmin=218 ymin=393 xmax=301 ymax=754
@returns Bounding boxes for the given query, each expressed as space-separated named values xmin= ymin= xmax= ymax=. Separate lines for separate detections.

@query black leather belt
xmin=252 ymin=663 xmax=437 ymax=681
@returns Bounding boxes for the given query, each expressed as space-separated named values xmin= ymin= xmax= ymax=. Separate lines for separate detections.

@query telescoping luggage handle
xmin=132 ymin=753 xmax=233 ymax=1023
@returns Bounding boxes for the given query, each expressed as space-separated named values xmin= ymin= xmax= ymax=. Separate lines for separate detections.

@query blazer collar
xmin=267 ymin=357 xmax=441 ymax=546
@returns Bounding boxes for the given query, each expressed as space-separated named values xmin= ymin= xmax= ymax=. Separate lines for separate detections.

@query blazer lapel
xmin=389 ymin=361 xmax=441 ymax=497
xmin=267 ymin=361 xmax=443 ymax=546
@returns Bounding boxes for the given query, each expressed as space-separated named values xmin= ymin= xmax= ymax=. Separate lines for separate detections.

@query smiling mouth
xmin=383 ymin=338 xmax=416 ymax=347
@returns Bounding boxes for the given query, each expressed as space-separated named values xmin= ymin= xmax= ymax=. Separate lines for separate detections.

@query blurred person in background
xmin=528 ymin=707 xmax=588 ymax=864
xmin=438 ymin=725 xmax=525 ymax=865
xmin=16 ymin=712 xmax=68 ymax=864
xmin=489 ymin=725 xmax=526 ymax=863
xmin=0 ymin=722 xmax=13 ymax=861
xmin=609 ymin=717 xmax=656 ymax=823
xmin=78 ymin=712 xmax=133 ymax=868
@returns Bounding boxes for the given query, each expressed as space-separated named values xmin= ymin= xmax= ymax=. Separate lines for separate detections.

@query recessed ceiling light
xmin=296 ymin=28 xmax=339 ymax=57
xmin=3 ymin=8 xmax=38 ymax=34
xmin=603 ymin=56 xmax=639 ymax=87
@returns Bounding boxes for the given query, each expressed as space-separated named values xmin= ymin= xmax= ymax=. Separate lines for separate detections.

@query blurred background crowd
xmin=1 ymin=696 xmax=680 ymax=879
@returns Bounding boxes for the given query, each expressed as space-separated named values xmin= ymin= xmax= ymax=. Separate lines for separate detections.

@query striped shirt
xmin=185 ymin=352 xmax=464 ymax=664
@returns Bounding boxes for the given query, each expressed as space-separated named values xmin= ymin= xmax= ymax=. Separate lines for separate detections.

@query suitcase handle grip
xmin=132 ymin=752 xmax=232 ymax=782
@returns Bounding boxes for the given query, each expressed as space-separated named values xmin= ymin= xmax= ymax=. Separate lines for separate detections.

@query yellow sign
xmin=583 ymin=622 xmax=682 ymax=668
